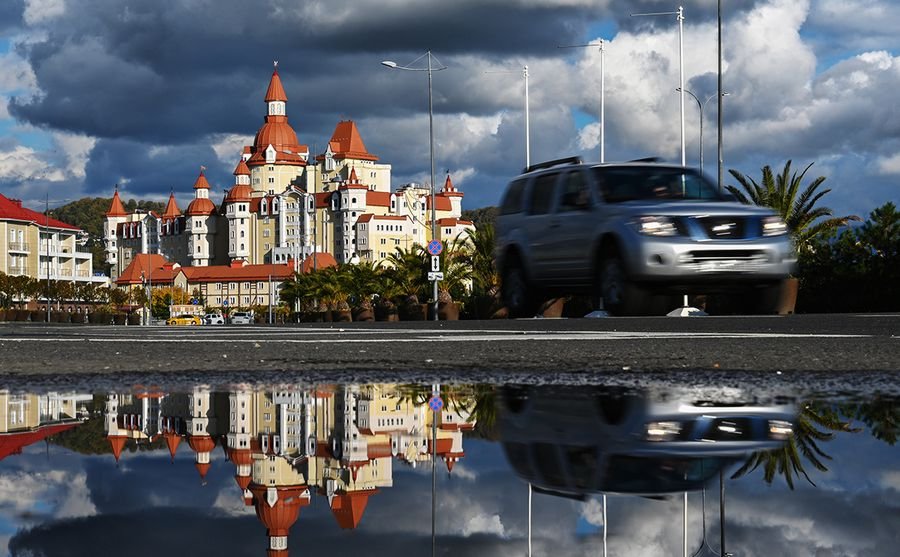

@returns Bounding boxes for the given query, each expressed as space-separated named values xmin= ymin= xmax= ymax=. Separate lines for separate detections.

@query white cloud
xmin=462 ymin=512 xmax=507 ymax=537
xmin=52 ymin=131 xmax=97 ymax=178
xmin=23 ymin=0 xmax=67 ymax=25
xmin=875 ymin=153 xmax=900 ymax=175
xmin=0 ymin=144 xmax=65 ymax=181
xmin=210 ymin=133 xmax=253 ymax=164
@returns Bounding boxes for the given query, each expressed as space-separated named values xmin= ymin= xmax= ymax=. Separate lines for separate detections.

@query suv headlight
xmin=768 ymin=419 xmax=793 ymax=440
xmin=762 ymin=216 xmax=788 ymax=236
xmin=635 ymin=216 xmax=678 ymax=236
xmin=645 ymin=421 xmax=682 ymax=441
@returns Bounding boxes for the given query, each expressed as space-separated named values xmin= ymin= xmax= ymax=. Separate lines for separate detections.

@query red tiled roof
xmin=0 ymin=422 xmax=81 ymax=461
xmin=115 ymin=254 xmax=179 ymax=286
xmin=299 ymin=253 xmax=337 ymax=273
xmin=265 ymin=66 xmax=288 ymax=102
xmin=427 ymin=196 xmax=453 ymax=212
xmin=0 ymin=193 xmax=81 ymax=231
xmin=162 ymin=193 xmax=181 ymax=219
xmin=322 ymin=120 xmax=378 ymax=162
xmin=357 ymin=213 xmax=374 ymax=223
xmin=331 ymin=491 xmax=375 ymax=530
xmin=193 ymin=171 xmax=211 ymax=190
xmin=185 ymin=197 xmax=217 ymax=216
xmin=437 ymin=217 xmax=474 ymax=226
xmin=233 ymin=159 xmax=251 ymax=176
xmin=105 ymin=189 xmax=129 ymax=217
xmin=225 ymin=184 xmax=253 ymax=203
xmin=181 ymin=261 xmax=294 ymax=282
xmin=367 ymin=191 xmax=391 ymax=208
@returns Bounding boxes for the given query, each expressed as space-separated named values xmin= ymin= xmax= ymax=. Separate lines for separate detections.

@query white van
xmin=229 ymin=311 xmax=253 ymax=325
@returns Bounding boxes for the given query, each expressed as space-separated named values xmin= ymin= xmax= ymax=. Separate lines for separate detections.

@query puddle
xmin=0 ymin=383 xmax=896 ymax=556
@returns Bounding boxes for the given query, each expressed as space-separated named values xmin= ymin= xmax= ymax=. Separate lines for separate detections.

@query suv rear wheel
xmin=502 ymin=257 xmax=540 ymax=318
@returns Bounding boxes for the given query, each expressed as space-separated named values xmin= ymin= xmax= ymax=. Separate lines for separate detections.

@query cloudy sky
xmin=0 ymin=0 xmax=897 ymax=220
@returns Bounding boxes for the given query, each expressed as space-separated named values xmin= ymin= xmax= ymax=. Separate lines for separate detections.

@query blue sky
xmin=0 ymin=0 xmax=897 ymax=219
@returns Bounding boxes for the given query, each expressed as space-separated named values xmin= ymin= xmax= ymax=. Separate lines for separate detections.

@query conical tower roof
xmin=162 ymin=192 xmax=181 ymax=219
xmin=106 ymin=187 xmax=128 ymax=217
xmin=265 ymin=64 xmax=288 ymax=102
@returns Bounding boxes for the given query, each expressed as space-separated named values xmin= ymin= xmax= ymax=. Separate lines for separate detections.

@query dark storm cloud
xmin=82 ymin=138 xmax=230 ymax=200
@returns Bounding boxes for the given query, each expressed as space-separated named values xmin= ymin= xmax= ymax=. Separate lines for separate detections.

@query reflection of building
xmin=100 ymin=384 xmax=478 ymax=553
xmin=103 ymin=64 xmax=474 ymax=282
xmin=0 ymin=391 xmax=89 ymax=460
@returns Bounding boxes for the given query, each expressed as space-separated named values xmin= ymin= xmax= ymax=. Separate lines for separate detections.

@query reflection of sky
xmin=0 ymin=417 xmax=896 ymax=555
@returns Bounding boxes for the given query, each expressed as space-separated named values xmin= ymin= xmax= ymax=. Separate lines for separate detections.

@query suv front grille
xmin=694 ymin=216 xmax=748 ymax=239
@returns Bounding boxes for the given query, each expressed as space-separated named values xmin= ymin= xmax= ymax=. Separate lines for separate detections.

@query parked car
xmin=498 ymin=385 xmax=795 ymax=497
xmin=495 ymin=157 xmax=798 ymax=316
xmin=229 ymin=311 xmax=253 ymax=325
xmin=203 ymin=313 xmax=225 ymax=325
xmin=166 ymin=315 xmax=202 ymax=326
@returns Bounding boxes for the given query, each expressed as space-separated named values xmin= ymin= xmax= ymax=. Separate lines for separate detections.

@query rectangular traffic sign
xmin=428 ymin=271 xmax=444 ymax=281
xmin=431 ymin=255 xmax=441 ymax=272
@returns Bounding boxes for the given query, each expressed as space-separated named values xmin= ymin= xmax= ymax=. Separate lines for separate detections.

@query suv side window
xmin=500 ymin=178 xmax=528 ymax=214
xmin=528 ymin=172 xmax=559 ymax=215
xmin=557 ymin=170 xmax=592 ymax=212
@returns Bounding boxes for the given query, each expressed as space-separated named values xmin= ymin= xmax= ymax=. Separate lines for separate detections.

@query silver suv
xmin=495 ymin=157 xmax=797 ymax=316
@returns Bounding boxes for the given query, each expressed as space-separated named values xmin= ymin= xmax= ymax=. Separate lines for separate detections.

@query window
xmin=230 ymin=282 xmax=236 ymax=289
xmin=528 ymin=173 xmax=559 ymax=215
xmin=269 ymin=177 xmax=275 ymax=184
xmin=244 ymin=282 xmax=251 ymax=289
xmin=263 ymin=229 xmax=270 ymax=237
xmin=217 ymin=283 xmax=223 ymax=290
xmin=500 ymin=178 xmax=528 ymax=214
xmin=558 ymin=171 xmax=591 ymax=212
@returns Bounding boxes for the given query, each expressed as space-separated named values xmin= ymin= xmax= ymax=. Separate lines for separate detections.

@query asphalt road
xmin=1 ymin=314 xmax=897 ymax=397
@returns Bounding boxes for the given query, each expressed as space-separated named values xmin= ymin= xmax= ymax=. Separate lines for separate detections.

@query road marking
xmin=1 ymin=331 xmax=872 ymax=344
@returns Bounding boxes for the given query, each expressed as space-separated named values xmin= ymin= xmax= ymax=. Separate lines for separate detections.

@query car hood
xmin=613 ymin=200 xmax=776 ymax=217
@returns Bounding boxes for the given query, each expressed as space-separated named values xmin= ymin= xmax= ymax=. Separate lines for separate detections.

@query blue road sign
xmin=427 ymin=240 xmax=443 ymax=256
xmin=222 ymin=299 xmax=229 ymax=306
xmin=428 ymin=395 xmax=444 ymax=412
xmin=191 ymin=298 xmax=199 ymax=305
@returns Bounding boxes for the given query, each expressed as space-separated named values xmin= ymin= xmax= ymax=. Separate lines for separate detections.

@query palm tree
xmin=384 ymin=246 xmax=428 ymax=303
xmin=730 ymin=400 xmax=858 ymax=489
xmin=456 ymin=224 xmax=501 ymax=318
xmin=727 ymin=160 xmax=860 ymax=253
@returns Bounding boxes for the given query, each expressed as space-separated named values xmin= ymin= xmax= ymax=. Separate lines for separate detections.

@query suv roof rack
xmin=523 ymin=156 xmax=582 ymax=174
xmin=627 ymin=156 xmax=664 ymax=163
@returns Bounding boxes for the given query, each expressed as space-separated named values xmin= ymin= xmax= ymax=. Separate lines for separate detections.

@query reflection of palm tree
xmin=846 ymin=397 xmax=899 ymax=446
xmin=731 ymin=401 xmax=858 ymax=488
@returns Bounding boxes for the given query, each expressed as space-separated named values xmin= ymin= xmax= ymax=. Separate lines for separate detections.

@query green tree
xmin=461 ymin=206 xmax=498 ymax=230
xmin=727 ymin=161 xmax=859 ymax=253
xmin=384 ymin=246 xmax=428 ymax=303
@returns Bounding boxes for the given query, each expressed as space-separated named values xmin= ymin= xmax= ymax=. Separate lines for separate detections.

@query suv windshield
xmin=593 ymin=167 xmax=722 ymax=203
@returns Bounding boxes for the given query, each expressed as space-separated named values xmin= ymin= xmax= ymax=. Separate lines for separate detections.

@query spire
xmin=162 ymin=192 xmax=181 ymax=219
xmin=265 ymin=62 xmax=288 ymax=102
xmin=349 ymin=166 xmax=358 ymax=183
xmin=105 ymin=185 xmax=128 ymax=217
xmin=193 ymin=167 xmax=211 ymax=190
xmin=442 ymin=173 xmax=456 ymax=193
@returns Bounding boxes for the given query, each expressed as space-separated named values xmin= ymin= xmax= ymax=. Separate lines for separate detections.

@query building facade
xmin=1 ymin=193 xmax=104 ymax=288
xmin=104 ymin=64 xmax=475 ymax=281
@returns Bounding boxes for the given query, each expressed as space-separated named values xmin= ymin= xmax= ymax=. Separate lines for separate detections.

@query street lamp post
xmin=559 ymin=40 xmax=606 ymax=162
xmin=484 ymin=65 xmax=530 ymax=168
xmin=382 ymin=51 xmax=447 ymax=321
xmin=676 ymin=89 xmax=727 ymax=174
xmin=632 ymin=6 xmax=686 ymax=167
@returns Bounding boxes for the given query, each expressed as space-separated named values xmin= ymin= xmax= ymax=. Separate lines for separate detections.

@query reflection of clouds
xmin=880 ymin=470 xmax=900 ymax=491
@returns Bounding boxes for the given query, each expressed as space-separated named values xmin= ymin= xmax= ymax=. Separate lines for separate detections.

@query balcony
xmin=8 ymin=242 xmax=30 ymax=252
xmin=7 ymin=266 xmax=29 ymax=276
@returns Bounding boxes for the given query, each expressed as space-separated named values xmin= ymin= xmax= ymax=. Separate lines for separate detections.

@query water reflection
xmin=0 ymin=385 xmax=897 ymax=556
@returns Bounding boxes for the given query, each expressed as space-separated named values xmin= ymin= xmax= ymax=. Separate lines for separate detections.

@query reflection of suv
xmin=495 ymin=157 xmax=797 ymax=316
xmin=229 ymin=311 xmax=253 ymax=325
xmin=498 ymin=386 xmax=795 ymax=497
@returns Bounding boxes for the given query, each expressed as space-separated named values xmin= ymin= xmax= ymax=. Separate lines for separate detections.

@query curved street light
xmin=558 ymin=40 xmax=606 ymax=163
xmin=676 ymin=88 xmax=729 ymax=174
xmin=382 ymin=51 xmax=447 ymax=321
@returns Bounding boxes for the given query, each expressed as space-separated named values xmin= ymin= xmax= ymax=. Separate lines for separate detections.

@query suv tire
xmin=502 ymin=257 xmax=540 ymax=318
xmin=599 ymin=254 xmax=643 ymax=316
